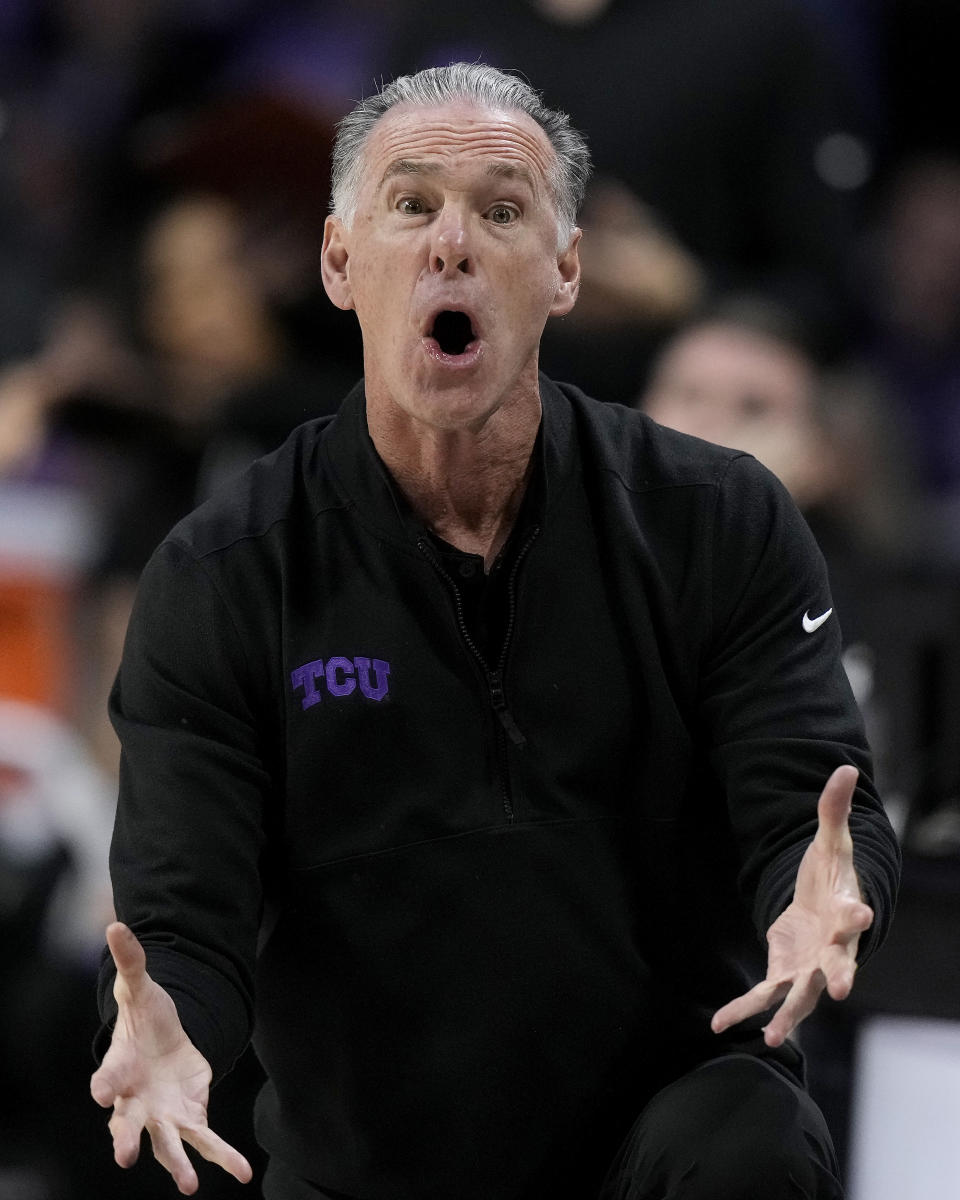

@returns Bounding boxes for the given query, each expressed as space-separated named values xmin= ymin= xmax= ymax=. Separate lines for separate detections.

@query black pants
xmin=262 ymin=1053 xmax=843 ymax=1200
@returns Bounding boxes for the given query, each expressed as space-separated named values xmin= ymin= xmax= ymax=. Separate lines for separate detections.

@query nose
xmin=430 ymin=206 xmax=471 ymax=275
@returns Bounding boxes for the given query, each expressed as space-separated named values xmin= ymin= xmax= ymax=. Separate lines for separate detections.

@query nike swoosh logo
xmin=802 ymin=608 xmax=833 ymax=633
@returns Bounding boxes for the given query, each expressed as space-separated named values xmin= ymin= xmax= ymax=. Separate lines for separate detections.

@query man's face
xmin=321 ymin=101 xmax=580 ymax=432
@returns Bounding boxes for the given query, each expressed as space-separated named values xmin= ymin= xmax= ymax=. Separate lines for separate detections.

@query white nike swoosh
xmin=802 ymin=607 xmax=833 ymax=633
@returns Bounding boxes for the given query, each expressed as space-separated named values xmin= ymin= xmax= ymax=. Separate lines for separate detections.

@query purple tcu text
xmin=290 ymin=656 xmax=391 ymax=710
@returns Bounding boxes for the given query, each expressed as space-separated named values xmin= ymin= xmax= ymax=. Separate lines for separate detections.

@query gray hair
xmin=330 ymin=62 xmax=592 ymax=247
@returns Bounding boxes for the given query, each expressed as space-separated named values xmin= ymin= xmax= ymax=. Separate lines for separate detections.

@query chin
xmin=407 ymin=390 xmax=501 ymax=433
xmin=394 ymin=364 xmax=504 ymax=427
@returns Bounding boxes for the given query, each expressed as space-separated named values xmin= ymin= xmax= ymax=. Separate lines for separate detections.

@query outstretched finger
xmin=814 ymin=765 xmax=859 ymax=852
xmin=149 ymin=1121 xmax=199 ymax=1195
xmin=822 ymin=940 xmax=860 ymax=1001
xmin=108 ymin=1096 xmax=147 ymax=1168
xmin=183 ymin=1125 xmax=254 ymax=1185
xmin=762 ymin=973 xmax=824 ymax=1047
xmin=711 ymin=978 xmax=790 ymax=1035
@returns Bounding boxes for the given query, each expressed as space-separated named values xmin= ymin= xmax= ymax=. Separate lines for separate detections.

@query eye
xmin=486 ymin=203 xmax=519 ymax=226
xmin=397 ymin=196 xmax=427 ymax=216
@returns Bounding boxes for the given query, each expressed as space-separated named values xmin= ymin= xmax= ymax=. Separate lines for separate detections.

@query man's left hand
xmin=711 ymin=764 xmax=874 ymax=1048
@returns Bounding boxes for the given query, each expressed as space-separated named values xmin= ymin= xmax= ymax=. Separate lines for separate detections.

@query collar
xmin=321 ymin=373 xmax=577 ymax=555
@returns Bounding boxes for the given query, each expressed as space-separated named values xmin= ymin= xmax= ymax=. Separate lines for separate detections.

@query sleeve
xmin=95 ymin=538 xmax=273 ymax=1081
xmin=698 ymin=454 xmax=900 ymax=961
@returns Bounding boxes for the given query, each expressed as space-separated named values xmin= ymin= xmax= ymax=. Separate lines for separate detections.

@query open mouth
xmin=429 ymin=310 xmax=476 ymax=357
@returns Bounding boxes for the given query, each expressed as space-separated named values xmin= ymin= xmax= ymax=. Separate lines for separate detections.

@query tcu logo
xmin=291 ymin=656 xmax=391 ymax=710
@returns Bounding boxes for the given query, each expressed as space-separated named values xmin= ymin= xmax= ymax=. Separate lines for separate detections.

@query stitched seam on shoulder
xmin=599 ymin=461 xmax=735 ymax=497
xmin=175 ymin=500 xmax=347 ymax=563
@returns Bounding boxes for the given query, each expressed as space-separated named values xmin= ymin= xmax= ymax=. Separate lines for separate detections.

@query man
xmin=91 ymin=64 xmax=899 ymax=1199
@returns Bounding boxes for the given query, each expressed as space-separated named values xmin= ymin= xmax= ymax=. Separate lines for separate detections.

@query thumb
xmin=106 ymin=921 xmax=149 ymax=1000
xmin=815 ymin=765 xmax=858 ymax=852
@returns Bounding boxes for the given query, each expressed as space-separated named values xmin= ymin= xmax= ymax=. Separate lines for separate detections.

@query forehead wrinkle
xmin=366 ymin=107 xmax=556 ymax=191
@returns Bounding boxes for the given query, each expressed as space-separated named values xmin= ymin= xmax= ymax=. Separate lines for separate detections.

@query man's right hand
xmin=90 ymin=922 xmax=253 ymax=1195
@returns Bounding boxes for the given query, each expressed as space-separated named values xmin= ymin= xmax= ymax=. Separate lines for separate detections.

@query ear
xmin=549 ymin=227 xmax=582 ymax=318
xmin=321 ymin=215 xmax=355 ymax=311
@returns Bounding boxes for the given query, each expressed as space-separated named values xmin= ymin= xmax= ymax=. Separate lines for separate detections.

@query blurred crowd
xmin=0 ymin=1 xmax=958 ymax=1197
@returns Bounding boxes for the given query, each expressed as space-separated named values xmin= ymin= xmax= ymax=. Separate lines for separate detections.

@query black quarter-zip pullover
xmin=98 ymin=376 xmax=899 ymax=1200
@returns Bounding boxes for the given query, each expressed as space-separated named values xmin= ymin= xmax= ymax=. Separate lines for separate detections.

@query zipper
xmin=417 ymin=527 xmax=540 ymax=819
xmin=498 ymin=526 xmax=539 ymax=681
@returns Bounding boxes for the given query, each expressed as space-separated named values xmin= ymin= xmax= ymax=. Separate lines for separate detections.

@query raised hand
xmin=90 ymin=922 xmax=253 ymax=1195
xmin=711 ymin=765 xmax=874 ymax=1048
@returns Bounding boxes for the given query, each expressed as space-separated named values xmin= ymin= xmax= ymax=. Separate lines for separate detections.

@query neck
xmin=368 ymin=393 xmax=541 ymax=569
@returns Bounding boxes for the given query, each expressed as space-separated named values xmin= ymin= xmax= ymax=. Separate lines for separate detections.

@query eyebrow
xmin=379 ymin=159 xmax=439 ymax=188
xmin=484 ymin=161 xmax=538 ymax=191
xmin=378 ymin=158 xmax=539 ymax=193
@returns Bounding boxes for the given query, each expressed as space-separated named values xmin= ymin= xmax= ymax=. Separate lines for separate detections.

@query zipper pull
xmin=487 ymin=671 xmax=526 ymax=748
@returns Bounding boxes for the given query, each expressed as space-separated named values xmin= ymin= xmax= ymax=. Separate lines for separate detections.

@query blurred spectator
xmin=107 ymin=183 xmax=356 ymax=518
xmin=131 ymin=88 xmax=365 ymax=371
xmin=130 ymin=86 xmax=367 ymax=448
xmin=138 ymin=191 xmax=321 ymax=470
xmin=642 ymin=304 xmax=834 ymax=508
xmin=639 ymin=298 xmax=917 ymax=610
xmin=386 ymin=0 xmax=875 ymax=401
